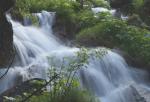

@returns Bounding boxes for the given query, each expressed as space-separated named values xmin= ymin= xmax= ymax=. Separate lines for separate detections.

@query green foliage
xmin=11 ymin=0 xmax=111 ymax=32
xmin=76 ymin=18 xmax=127 ymax=47
xmin=26 ymin=89 xmax=99 ymax=102
xmin=76 ymin=18 xmax=150 ymax=65
xmin=75 ymin=10 xmax=98 ymax=30
xmin=12 ymin=0 xmax=80 ymax=17
xmin=13 ymin=0 xmax=80 ymax=13
xmin=10 ymin=0 xmax=28 ymax=20
xmin=75 ymin=11 xmax=114 ymax=34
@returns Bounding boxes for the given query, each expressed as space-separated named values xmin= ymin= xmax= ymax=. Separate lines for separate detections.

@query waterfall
xmin=0 ymin=11 xmax=150 ymax=102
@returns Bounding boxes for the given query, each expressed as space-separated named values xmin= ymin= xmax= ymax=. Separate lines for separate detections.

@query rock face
xmin=0 ymin=0 xmax=15 ymax=12
xmin=0 ymin=0 xmax=15 ymax=67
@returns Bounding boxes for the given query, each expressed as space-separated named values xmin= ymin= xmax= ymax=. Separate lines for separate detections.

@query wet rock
xmin=0 ymin=0 xmax=15 ymax=67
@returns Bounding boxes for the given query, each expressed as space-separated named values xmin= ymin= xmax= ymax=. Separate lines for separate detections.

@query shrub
xmin=11 ymin=0 xmax=80 ymax=20
xmin=76 ymin=18 xmax=150 ymax=66
xmin=76 ymin=18 xmax=127 ymax=47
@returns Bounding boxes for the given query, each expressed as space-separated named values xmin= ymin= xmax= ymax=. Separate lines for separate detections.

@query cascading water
xmin=0 ymin=11 xmax=150 ymax=102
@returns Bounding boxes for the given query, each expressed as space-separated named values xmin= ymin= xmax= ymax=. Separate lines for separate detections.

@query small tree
xmin=4 ymin=48 xmax=106 ymax=102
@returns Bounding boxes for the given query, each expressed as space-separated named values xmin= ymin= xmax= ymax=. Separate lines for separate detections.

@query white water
xmin=0 ymin=11 xmax=150 ymax=102
xmin=91 ymin=7 xmax=116 ymax=15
